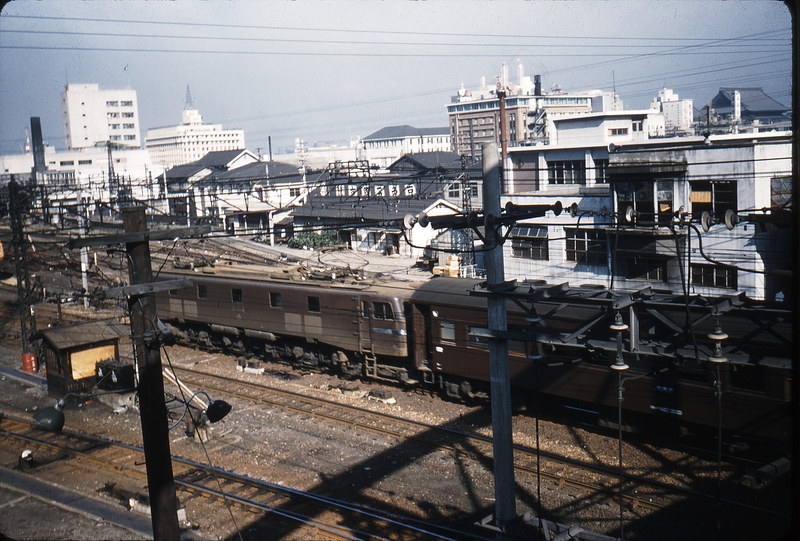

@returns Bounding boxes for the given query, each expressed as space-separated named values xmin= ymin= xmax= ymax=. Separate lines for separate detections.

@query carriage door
xmin=357 ymin=297 xmax=374 ymax=355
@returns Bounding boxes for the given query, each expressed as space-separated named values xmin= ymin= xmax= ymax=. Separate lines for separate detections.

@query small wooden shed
xmin=36 ymin=320 xmax=130 ymax=397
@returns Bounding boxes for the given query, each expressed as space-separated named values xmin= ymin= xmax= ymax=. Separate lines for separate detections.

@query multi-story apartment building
xmin=500 ymin=129 xmax=792 ymax=303
xmin=447 ymin=63 xmax=622 ymax=159
xmin=145 ymin=106 xmax=245 ymax=169
xmin=61 ymin=84 xmax=142 ymax=149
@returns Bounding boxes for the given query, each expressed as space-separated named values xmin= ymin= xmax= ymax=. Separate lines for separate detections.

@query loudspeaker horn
xmin=569 ymin=202 xmax=579 ymax=217
xmin=417 ymin=212 xmax=430 ymax=228
xmin=553 ymin=201 xmax=563 ymax=216
xmin=403 ymin=214 xmax=417 ymax=230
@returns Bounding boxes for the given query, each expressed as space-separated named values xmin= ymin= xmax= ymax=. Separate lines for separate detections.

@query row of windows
xmin=109 ymin=135 xmax=137 ymax=141
xmin=106 ymin=100 xmax=134 ymax=107
xmin=439 ymin=321 xmax=527 ymax=353
xmin=107 ymin=112 xmax=135 ymax=118
xmin=509 ymin=229 xmax=738 ymax=289
xmin=185 ymin=286 xmax=396 ymax=317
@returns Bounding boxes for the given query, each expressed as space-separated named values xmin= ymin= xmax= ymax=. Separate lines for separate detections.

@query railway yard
xmin=0 ymin=227 xmax=793 ymax=540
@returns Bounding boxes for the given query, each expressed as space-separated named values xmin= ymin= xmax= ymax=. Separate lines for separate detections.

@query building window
xmin=122 ymin=112 xmax=134 ymax=118
xmin=231 ymin=288 xmax=243 ymax=304
xmin=690 ymin=180 xmax=736 ymax=222
xmin=632 ymin=120 xmax=643 ymax=132
xmin=771 ymin=176 xmax=791 ymax=208
xmin=440 ymin=321 xmax=455 ymax=342
xmin=308 ymin=296 xmax=320 ymax=312
xmin=123 ymin=123 xmax=135 ymax=129
xmin=548 ymin=160 xmax=586 ymax=185
xmin=510 ymin=225 xmax=548 ymax=260
xmin=197 ymin=285 xmax=208 ymax=299
xmin=620 ymin=256 xmax=667 ymax=281
xmin=78 ymin=160 xmax=92 ymax=165
xmin=107 ymin=112 xmax=119 ymax=118
xmin=121 ymin=100 xmax=133 ymax=106
xmin=106 ymin=101 xmax=119 ymax=107
xmin=59 ymin=160 xmax=74 ymax=166
xmin=124 ymin=135 xmax=136 ymax=141
xmin=594 ymin=159 xmax=609 ymax=184
xmin=110 ymin=124 xmax=120 ymax=129
xmin=609 ymin=127 xmax=628 ymax=136
xmin=616 ymin=179 xmax=673 ymax=225
xmin=269 ymin=292 xmax=282 ymax=308
xmin=691 ymin=264 xmax=737 ymax=289
xmin=566 ymin=228 xmax=607 ymax=266
xmin=447 ymin=182 xmax=460 ymax=198
xmin=372 ymin=302 xmax=394 ymax=320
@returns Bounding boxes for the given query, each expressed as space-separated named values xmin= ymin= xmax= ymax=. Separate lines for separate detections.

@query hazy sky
xmin=0 ymin=0 xmax=792 ymax=156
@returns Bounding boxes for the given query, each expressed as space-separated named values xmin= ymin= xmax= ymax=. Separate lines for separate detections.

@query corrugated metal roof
xmin=36 ymin=320 xmax=128 ymax=351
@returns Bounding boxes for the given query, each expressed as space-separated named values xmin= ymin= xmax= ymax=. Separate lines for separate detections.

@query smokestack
xmin=534 ymin=75 xmax=541 ymax=97
xmin=268 ymin=136 xmax=273 ymax=162
xmin=30 ymin=117 xmax=46 ymax=178
xmin=517 ymin=63 xmax=524 ymax=87
xmin=733 ymin=90 xmax=741 ymax=122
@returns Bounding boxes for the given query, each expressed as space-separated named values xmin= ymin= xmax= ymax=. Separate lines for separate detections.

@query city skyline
xmin=0 ymin=0 xmax=792 ymax=157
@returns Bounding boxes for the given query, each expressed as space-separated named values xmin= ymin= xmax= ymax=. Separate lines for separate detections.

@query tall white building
xmin=145 ymin=106 xmax=245 ymax=169
xmin=650 ymin=88 xmax=694 ymax=134
xmin=61 ymin=84 xmax=142 ymax=149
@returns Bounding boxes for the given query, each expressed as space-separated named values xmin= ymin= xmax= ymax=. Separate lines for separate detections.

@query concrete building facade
xmin=145 ymin=107 xmax=245 ymax=169
xmin=61 ymin=84 xmax=142 ymax=150
xmin=448 ymin=64 xmax=623 ymax=159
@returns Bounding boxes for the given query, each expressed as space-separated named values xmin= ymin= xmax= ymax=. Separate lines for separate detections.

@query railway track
xmin=168 ymin=361 xmax=790 ymax=536
xmin=0 ymin=415 xmax=486 ymax=541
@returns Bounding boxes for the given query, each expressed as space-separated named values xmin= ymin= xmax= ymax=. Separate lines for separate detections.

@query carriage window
xmin=197 ymin=285 xmax=208 ymax=299
xmin=270 ymin=292 xmax=282 ymax=308
xmin=440 ymin=321 xmax=455 ymax=342
xmin=169 ymin=289 xmax=178 ymax=296
xmin=361 ymin=301 xmax=371 ymax=318
xmin=308 ymin=296 xmax=320 ymax=312
xmin=372 ymin=302 xmax=394 ymax=320
xmin=232 ymin=288 xmax=243 ymax=304
xmin=468 ymin=326 xmax=488 ymax=347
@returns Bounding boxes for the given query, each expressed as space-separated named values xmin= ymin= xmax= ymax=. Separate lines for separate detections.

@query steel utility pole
xmin=9 ymin=177 xmax=38 ymax=356
xmin=123 ymin=206 xmax=180 ymax=540
xmin=482 ymin=143 xmax=516 ymax=536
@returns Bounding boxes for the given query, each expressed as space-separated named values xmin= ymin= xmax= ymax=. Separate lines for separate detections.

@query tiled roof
xmin=388 ymin=152 xmax=463 ymax=172
xmin=194 ymin=149 xmax=247 ymax=168
xmin=712 ymin=88 xmax=789 ymax=114
xmin=363 ymin=125 xmax=449 ymax=141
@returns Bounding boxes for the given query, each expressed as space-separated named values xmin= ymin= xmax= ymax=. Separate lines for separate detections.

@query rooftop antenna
xmin=184 ymin=85 xmax=195 ymax=110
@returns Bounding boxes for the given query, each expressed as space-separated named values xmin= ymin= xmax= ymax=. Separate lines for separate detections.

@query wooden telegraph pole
xmin=482 ymin=143 xmax=516 ymax=536
xmin=123 ymin=206 xmax=180 ymax=540
xmin=67 ymin=209 xmax=206 ymax=540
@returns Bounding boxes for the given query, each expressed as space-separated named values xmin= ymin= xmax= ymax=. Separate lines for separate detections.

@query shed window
xmin=308 ymin=296 xmax=320 ymax=312
xmin=232 ymin=289 xmax=243 ymax=304
xmin=197 ymin=285 xmax=208 ymax=299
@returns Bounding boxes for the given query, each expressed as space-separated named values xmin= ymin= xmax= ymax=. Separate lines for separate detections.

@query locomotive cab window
xmin=372 ymin=302 xmax=394 ymax=320
xmin=270 ymin=292 xmax=282 ymax=308
xmin=232 ymin=288 xmax=243 ymax=304
xmin=197 ymin=285 xmax=208 ymax=299
xmin=308 ymin=296 xmax=321 ymax=312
